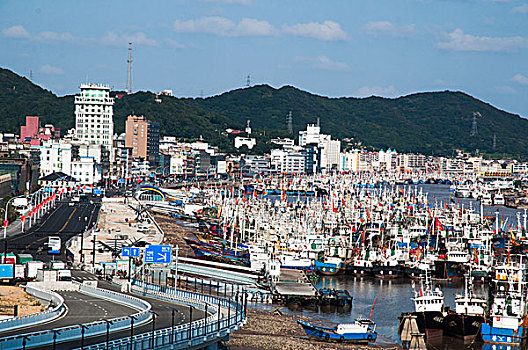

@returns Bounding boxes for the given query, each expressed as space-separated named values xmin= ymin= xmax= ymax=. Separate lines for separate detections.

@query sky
xmin=1 ymin=0 xmax=528 ymax=118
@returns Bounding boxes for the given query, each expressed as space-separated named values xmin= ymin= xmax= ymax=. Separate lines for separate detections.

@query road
xmin=1 ymin=199 xmax=100 ymax=262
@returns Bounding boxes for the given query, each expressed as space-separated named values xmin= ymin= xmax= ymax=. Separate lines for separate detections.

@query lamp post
xmin=128 ymin=315 xmax=137 ymax=349
xmin=3 ymin=194 xmax=24 ymax=260
xmin=151 ymin=311 xmax=158 ymax=348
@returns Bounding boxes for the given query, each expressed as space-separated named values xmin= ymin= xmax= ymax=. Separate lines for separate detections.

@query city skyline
xmin=1 ymin=0 xmax=528 ymax=118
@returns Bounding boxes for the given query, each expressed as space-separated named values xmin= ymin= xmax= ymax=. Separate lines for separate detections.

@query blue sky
xmin=1 ymin=0 xmax=528 ymax=117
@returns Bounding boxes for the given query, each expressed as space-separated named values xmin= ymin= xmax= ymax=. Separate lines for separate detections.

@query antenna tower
xmin=287 ymin=111 xmax=293 ymax=134
xmin=317 ymin=117 xmax=320 ymax=127
xmin=126 ymin=42 xmax=133 ymax=94
xmin=246 ymin=74 xmax=251 ymax=87
xmin=470 ymin=111 xmax=481 ymax=136
xmin=29 ymin=70 xmax=33 ymax=81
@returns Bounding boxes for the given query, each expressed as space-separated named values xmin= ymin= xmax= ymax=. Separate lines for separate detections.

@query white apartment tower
xmin=75 ymin=84 xmax=114 ymax=148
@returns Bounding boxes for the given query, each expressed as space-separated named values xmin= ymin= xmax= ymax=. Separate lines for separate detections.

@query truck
xmin=51 ymin=261 xmax=66 ymax=270
xmin=14 ymin=264 xmax=25 ymax=280
xmin=57 ymin=269 xmax=72 ymax=281
xmin=17 ymin=253 xmax=34 ymax=264
xmin=26 ymin=261 xmax=44 ymax=279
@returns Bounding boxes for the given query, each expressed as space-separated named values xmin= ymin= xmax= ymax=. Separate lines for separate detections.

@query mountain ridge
xmin=0 ymin=67 xmax=526 ymax=159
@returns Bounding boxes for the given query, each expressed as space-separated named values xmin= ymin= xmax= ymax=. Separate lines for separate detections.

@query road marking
xmin=22 ymin=207 xmax=78 ymax=252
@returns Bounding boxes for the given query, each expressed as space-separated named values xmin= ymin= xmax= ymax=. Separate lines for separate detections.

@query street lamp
xmin=3 ymin=194 xmax=24 ymax=260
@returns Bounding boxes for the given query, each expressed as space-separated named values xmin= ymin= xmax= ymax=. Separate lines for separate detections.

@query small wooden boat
xmin=297 ymin=318 xmax=377 ymax=343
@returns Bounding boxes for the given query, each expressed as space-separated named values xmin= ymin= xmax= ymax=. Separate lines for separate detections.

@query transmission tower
xmin=493 ymin=133 xmax=497 ymax=152
xmin=286 ymin=111 xmax=293 ymax=134
xmin=470 ymin=111 xmax=481 ymax=136
xmin=126 ymin=42 xmax=133 ymax=94
xmin=29 ymin=70 xmax=33 ymax=81
xmin=246 ymin=74 xmax=251 ymax=87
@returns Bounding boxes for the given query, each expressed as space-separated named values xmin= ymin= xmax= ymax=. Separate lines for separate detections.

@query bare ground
xmin=0 ymin=286 xmax=43 ymax=317
xmin=222 ymin=308 xmax=399 ymax=350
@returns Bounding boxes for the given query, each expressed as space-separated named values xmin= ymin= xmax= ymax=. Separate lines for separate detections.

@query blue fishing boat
xmin=297 ymin=318 xmax=377 ymax=343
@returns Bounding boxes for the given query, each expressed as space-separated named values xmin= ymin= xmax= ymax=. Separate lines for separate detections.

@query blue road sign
xmin=144 ymin=245 xmax=171 ymax=264
xmin=118 ymin=179 xmax=125 ymax=184
xmin=122 ymin=247 xmax=140 ymax=258
xmin=93 ymin=189 xmax=102 ymax=195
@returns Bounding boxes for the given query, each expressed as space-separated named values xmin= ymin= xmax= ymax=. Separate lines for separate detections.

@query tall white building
xmin=75 ymin=84 xmax=114 ymax=150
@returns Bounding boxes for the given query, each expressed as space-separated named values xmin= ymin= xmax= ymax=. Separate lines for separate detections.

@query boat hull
xmin=412 ymin=311 xmax=445 ymax=339
xmin=297 ymin=320 xmax=377 ymax=343
xmin=480 ymin=322 xmax=525 ymax=345
xmin=444 ymin=313 xmax=484 ymax=341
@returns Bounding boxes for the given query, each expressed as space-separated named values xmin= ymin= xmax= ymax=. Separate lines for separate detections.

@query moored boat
xmin=297 ymin=319 xmax=377 ymax=343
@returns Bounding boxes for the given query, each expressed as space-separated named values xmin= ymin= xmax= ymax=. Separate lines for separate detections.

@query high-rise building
xmin=125 ymin=115 xmax=160 ymax=165
xmin=74 ymin=84 xmax=114 ymax=149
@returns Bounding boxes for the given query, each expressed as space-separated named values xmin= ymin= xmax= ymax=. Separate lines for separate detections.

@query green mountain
xmin=1 ymin=67 xmax=527 ymax=159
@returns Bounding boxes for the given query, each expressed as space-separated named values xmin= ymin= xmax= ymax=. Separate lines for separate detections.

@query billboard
xmin=0 ymin=264 xmax=14 ymax=279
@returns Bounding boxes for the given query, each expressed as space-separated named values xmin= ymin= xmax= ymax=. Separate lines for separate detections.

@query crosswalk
xmin=72 ymin=276 xmax=99 ymax=283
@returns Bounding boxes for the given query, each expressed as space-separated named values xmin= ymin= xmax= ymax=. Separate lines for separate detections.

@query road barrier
xmin=0 ymin=282 xmax=151 ymax=349
xmin=80 ymin=278 xmax=247 ymax=350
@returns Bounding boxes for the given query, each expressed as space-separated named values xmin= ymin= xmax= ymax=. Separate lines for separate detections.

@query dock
xmin=271 ymin=269 xmax=318 ymax=304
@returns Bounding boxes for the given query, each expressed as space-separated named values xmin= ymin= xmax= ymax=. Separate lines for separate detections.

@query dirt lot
xmin=154 ymin=213 xmax=195 ymax=257
xmin=0 ymin=286 xmax=43 ymax=317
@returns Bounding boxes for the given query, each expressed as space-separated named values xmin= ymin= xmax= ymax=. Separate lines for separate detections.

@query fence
xmin=80 ymin=278 xmax=247 ymax=350
xmin=0 ymin=282 xmax=151 ymax=350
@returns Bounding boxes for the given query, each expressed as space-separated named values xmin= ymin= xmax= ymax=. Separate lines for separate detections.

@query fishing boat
xmin=297 ymin=319 xmax=377 ymax=343
xmin=480 ymin=254 xmax=528 ymax=346
xmin=315 ymin=256 xmax=345 ymax=275
xmin=444 ymin=274 xmax=487 ymax=341
xmin=298 ymin=297 xmax=378 ymax=343
xmin=407 ymin=272 xmax=447 ymax=339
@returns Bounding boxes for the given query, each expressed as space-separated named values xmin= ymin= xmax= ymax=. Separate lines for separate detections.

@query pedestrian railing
xmin=79 ymin=278 xmax=247 ymax=350
xmin=0 ymin=282 xmax=152 ymax=350
xmin=0 ymin=285 xmax=65 ymax=334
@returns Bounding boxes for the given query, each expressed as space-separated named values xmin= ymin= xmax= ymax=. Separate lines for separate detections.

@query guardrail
xmin=0 ymin=285 xmax=66 ymax=334
xmin=80 ymin=279 xmax=247 ymax=350
xmin=0 ymin=282 xmax=152 ymax=350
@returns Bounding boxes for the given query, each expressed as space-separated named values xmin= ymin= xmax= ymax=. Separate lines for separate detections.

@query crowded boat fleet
xmin=148 ymin=172 xmax=528 ymax=347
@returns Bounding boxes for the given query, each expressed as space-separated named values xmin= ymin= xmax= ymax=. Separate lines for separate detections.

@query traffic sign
xmin=144 ymin=245 xmax=171 ymax=264
xmin=122 ymin=247 xmax=140 ymax=257
xmin=48 ymin=236 xmax=61 ymax=254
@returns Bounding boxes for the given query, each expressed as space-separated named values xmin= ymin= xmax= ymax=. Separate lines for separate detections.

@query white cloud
xmin=174 ymin=17 xmax=236 ymax=36
xmin=200 ymin=0 xmax=251 ymax=4
xmin=39 ymin=64 xmax=64 ymax=75
xmin=512 ymin=4 xmax=528 ymax=14
xmin=282 ymin=21 xmax=348 ymax=41
xmin=101 ymin=31 xmax=159 ymax=47
xmin=436 ymin=28 xmax=528 ymax=52
xmin=357 ymin=85 xmax=396 ymax=97
xmin=2 ymin=25 xmax=30 ymax=39
xmin=513 ymin=73 xmax=528 ymax=85
xmin=293 ymin=56 xmax=351 ymax=71
xmin=495 ymin=85 xmax=516 ymax=94
xmin=232 ymin=18 xmax=277 ymax=36
xmin=173 ymin=16 xmax=276 ymax=37
xmin=362 ymin=21 xmax=416 ymax=38
xmin=35 ymin=31 xmax=75 ymax=42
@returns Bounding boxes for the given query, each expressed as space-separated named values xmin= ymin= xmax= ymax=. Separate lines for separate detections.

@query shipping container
xmin=17 ymin=253 xmax=33 ymax=264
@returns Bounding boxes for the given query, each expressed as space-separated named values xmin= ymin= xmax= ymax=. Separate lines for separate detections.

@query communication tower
xmin=126 ymin=42 xmax=133 ymax=94
xmin=493 ymin=134 xmax=497 ymax=152
xmin=246 ymin=74 xmax=251 ymax=87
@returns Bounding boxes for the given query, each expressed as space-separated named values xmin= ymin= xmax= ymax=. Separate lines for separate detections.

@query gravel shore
xmin=222 ymin=308 xmax=399 ymax=350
